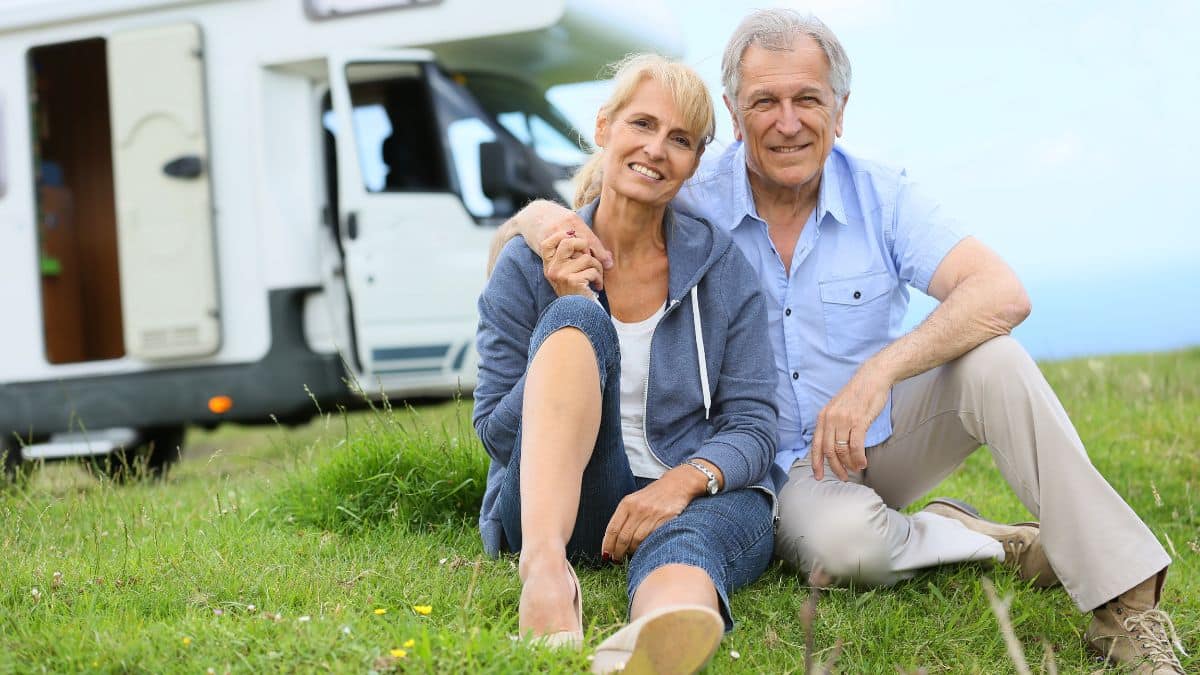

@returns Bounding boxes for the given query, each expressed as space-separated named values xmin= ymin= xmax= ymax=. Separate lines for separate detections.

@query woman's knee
xmin=531 ymin=296 xmax=618 ymax=377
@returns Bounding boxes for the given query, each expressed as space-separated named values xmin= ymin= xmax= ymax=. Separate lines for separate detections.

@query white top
xmin=612 ymin=303 xmax=668 ymax=479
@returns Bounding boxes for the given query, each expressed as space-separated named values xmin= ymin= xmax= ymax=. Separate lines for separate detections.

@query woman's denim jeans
xmin=494 ymin=295 xmax=774 ymax=629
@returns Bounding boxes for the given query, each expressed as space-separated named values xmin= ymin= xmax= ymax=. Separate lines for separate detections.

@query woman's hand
xmin=540 ymin=231 xmax=604 ymax=298
xmin=602 ymin=463 xmax=715 ymax=562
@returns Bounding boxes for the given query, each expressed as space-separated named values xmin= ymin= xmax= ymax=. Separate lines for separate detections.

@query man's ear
xmin=835 ymin=92 xmax=849 ymax=138
xmin=723 ymin=94 xmax=743 ymax=142
xmin=594 ymin=112 xmax=609 ymax=148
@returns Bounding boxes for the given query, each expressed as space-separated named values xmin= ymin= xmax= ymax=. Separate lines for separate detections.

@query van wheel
xmin=93 ymin=426 xmax=185 ymax=482
xmin=2 ymin=437 xmax=24 ymax=485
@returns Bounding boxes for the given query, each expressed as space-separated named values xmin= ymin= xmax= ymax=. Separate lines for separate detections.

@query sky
xmin=548 ymin=0 xmax=1200 ymax=359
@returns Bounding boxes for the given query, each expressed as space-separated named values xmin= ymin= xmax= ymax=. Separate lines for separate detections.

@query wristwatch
xmin=684 ymin=460 xmax=720 ymax=496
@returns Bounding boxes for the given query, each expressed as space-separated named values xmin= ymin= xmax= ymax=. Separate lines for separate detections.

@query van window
xmin=322 ymin=68 xmax=449 ymax=193
xmin=459 ymin=72 xmax=589 ymax=173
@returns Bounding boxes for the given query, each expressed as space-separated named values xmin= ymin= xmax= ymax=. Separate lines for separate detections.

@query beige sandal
xmin=590 ymin=604 xmax=724 ymax=674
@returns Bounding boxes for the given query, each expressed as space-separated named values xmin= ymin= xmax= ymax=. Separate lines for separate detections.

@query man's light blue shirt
xmin=674 ymin=142 xmax=966 ymax=473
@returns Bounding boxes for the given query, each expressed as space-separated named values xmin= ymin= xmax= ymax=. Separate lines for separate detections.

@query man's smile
xmin=768 ymin=143 xmax=812 ymax=154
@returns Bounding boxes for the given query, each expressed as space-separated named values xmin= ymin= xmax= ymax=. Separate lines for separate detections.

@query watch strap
xmin=684 ymin=460 xmax=719 ymax=495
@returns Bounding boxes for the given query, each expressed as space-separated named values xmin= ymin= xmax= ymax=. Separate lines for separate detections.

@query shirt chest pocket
xmin=818 ymin=271 xmax=895 ymax=359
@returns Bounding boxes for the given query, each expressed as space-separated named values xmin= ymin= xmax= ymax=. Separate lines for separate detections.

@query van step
xmin=21 ymin=429 xmax=138 ymax=460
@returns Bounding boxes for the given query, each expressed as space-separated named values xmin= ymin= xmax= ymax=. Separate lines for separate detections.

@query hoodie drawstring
xmin=690 ymin=286 xmax=711 ymax=420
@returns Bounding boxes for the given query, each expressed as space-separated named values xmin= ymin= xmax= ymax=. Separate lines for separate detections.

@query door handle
xmin=162 ymin=155 xmax=205 ymax=179
xmin=346 ymin=212 xmax=359 ymax=240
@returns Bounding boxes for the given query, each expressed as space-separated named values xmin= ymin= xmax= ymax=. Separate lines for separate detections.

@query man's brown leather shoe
xmin=1086 ymin=575 xmax=1186 ymax=674
xmin=921 ymin=498 xmax=1059 ymax=588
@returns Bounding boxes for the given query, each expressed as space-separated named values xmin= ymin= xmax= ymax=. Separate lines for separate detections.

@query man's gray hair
xmin=721 ymin=9 xmax=852 ymax=105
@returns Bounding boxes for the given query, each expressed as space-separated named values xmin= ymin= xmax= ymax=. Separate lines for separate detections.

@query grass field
xmin=1 ymin=349 xmax=1196 ymax=673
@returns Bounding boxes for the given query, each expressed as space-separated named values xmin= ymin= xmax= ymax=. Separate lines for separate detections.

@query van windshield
xmin=457 ymin=72 xmax=589 ymax=172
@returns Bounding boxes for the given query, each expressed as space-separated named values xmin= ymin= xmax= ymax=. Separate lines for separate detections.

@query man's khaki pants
xmin=774 ymin=336 xmax=1170 ymax=612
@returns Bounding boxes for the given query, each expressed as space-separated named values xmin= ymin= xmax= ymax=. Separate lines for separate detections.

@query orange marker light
xmin=208 ymin=395 xmax=233 ymax=415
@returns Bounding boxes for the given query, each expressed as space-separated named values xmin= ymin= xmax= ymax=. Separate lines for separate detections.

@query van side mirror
xmin=479 ymin=142 xmax=509 ymax=200
xmin=480 ymin=141 xmax=535 ymax=201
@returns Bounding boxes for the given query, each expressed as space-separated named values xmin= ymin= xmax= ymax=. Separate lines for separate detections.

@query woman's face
xmin=594 ymin=79 xmax=704 ymax=210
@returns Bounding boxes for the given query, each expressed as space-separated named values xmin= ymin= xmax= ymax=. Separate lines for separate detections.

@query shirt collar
xmin=729 ymin=141 xmax=848 ymax=229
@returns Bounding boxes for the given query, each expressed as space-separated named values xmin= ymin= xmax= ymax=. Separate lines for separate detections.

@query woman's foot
xmin=518 ymin=554 xmax=583 ymax=648
xmin=591 ymin=605 xmax=724 ymax=674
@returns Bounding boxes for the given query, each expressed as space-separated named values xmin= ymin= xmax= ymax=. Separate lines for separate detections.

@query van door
xmin=108 ymin=23 xmax=220 ymax=360
xmin=326 ymin=52 xmax=499 ymax=385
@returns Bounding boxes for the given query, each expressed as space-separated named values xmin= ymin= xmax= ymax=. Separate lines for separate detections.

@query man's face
xmin=727 ymin=38 xmax=847 ymax=195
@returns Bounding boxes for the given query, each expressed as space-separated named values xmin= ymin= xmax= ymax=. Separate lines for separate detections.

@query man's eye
xmin=754 ymin=98 xmax=773 ymax=108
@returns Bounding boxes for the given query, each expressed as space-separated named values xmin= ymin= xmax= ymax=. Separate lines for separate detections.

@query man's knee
xmin=951 ymin=335 xmax=1038 ymax=389
xmin=776 ymin=492 xmax=895 ymax=587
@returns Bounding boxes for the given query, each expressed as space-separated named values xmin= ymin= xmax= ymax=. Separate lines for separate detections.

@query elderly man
xmin=487 ymin=9 xmax=1183 ymax=672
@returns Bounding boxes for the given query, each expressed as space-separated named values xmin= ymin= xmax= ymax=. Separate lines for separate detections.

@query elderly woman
xmin=473 ymin=54 xmax=779 ymax=674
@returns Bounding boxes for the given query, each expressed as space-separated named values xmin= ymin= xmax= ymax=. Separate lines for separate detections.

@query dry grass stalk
xmin=981 ymin=577 xmax=1031 ymax=675
xmin=1041 ymin=639 xmax=1058 ymax=675
xmin=801 ymin=567 xmax=822 ymax=674
xmin=801 ymin=566 xmax=844 ymax=674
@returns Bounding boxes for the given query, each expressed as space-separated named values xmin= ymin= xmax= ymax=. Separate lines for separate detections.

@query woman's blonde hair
xmin=573 ymin=54 xmax=715 ymax=208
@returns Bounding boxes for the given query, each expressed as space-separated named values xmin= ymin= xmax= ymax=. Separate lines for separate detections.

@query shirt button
xmin=853 ymin=291 xmax=862 ymax=299
xmin=792 ymin=372 xmax=799 ymax=380
xmin=784 ymin=308 xmax=792 ymax=316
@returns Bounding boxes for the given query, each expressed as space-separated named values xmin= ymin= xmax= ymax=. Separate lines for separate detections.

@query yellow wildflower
xmin=181 ymin=637 xmax=192 ymax=646
xmin=412 ymin=605 xmax=432 ymax=616
xmin=403 ymin=638 xmax=415 ymax=648
xmin=373 ymin=608 xmax=387 ymax=615
xmin=389 ymin=648 xmax=408 ymax=658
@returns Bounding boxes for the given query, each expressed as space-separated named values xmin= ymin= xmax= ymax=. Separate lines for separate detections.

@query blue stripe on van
xmin=372 ymin=344 xmax=450 ymax=362
xmin=375 ymin=366 xmax=444 ymax=376
xmin=450 ymin=343 xmax=469 ymax=370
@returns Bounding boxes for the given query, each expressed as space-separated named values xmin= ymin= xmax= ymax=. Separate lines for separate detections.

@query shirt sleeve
xmin=888 ymin=172 xmax=968 ymax=294
xmin=472 ymin=244 xmax=536 ymax=464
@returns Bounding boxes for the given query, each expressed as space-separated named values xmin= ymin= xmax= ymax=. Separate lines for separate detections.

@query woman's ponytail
xmin=572 ymin=151 xmax=605 ymax=209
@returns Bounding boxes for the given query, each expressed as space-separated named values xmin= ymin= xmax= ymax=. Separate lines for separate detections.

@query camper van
xmin=0 ymin=0 xmax=682 ymax=476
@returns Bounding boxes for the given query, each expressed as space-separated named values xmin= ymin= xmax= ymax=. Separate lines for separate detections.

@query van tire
xmin=2 ymin=437 xmax=23 ymax=485
xmin=92 ymin=426 xmax=185 ymax=482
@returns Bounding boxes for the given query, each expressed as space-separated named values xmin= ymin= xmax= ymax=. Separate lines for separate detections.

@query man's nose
xmin=775 ymin=101 xmax=802 ymax=136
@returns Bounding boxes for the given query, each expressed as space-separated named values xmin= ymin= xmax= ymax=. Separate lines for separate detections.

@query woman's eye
xmin=672 ymin=136 xmax=692 ymax=148
xmin=632 ymin=119 xmax=651 ymax=128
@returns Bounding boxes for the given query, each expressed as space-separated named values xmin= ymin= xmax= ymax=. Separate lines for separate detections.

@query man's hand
xmin=486 ymin=200 xmax=613 ymax=282
xmin=540 ymin=231 xmax=603 ymax=298
xmin=602 ymin=463 xmax=713 ymax=561
xmin=811 ymin=367 xmax=892 ymax=481
xmin=810 ymin=237 xmax=1030 ymax=482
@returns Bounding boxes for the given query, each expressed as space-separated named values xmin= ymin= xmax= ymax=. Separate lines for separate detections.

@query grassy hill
xmin=1 ymin=349 xmax=1196 ymax=673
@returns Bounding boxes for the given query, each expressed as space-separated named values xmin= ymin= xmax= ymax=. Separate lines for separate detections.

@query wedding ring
xmin=834 ymin=440 xmax=850 ymax=447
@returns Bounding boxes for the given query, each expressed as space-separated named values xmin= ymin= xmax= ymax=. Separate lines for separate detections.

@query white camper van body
xmin=0 ymin=0 xmax=682 ymax=466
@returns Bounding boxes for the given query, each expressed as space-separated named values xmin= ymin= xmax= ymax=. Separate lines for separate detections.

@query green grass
xmin=1 ymin=350 xmax=1196 ymax=673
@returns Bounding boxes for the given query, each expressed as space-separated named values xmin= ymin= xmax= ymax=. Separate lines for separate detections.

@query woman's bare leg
xmin=518 ymin=327 xmax=602 ymax=637
xmin=630 ymin=564 xmax=720 ymax=619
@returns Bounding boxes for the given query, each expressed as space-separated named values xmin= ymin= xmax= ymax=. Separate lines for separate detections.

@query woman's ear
xmin=593 ymin=112 xmax=609 ymax=149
